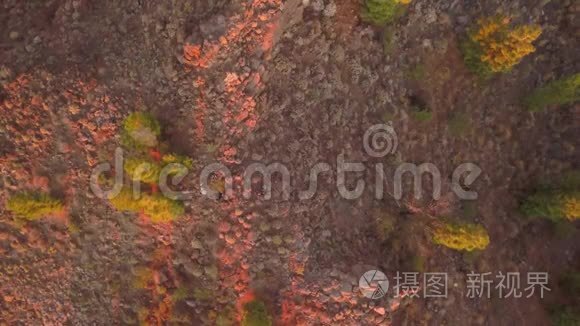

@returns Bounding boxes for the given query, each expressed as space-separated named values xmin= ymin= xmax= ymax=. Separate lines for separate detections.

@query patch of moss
xmin=171 ymin=286 xmax=190 ymax=302
xmin=411 ymin=108 xmax=433 ymax=122
xmin=242 ymin=300 xmax=272 ymax=326
xmin=192 ymin=288 xmax=213 ymax=302
xmin=448 ymin=112 xmax=470 ymax=137
xmin=460 ymin=201 xmax=478 ymax=221
xmin=216 ymin=309 xmax=235 ymax=326
xmin=382 ymin=26 xmax=395 ymax=55
xmin=406 ymin=63 xmax=426 ymax=81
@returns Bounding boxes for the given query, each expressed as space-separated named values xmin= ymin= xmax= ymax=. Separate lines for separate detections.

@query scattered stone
xmin=204 ymin=265 xmax=218 ymax=280
xmin=259 ymin=222 xmax=271 ymax=232
xmin=323 ymin=2 xmax=337 ymax=17
xmin=9 ymin=31 xmax=20 ymax=40
xmin=190 ymin=239 xmax=203 ymax=249
xmin=272 ymin=235 xmax=283 ymax=246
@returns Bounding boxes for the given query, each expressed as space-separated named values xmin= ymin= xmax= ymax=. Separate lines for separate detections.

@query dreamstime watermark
xmin=90 ymin=123 xmax=482 ymax=201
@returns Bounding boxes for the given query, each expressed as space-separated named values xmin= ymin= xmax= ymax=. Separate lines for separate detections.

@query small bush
xmin=124 ymin=157 xmax=162 ymax=184
xmin=525 ymin=74 xmax=580 ymax=111
xmin=241 ymin=300 xmax=272 ymax=326
xmin=521 ymin=190 xmax=579 ymax=222
xmin=408 ymin=94 xmax=432 ymax=122
xmin=6 ymin=192 xmax=63 ymax=221
xmin=109 ymin=189 xmax=184 ymax=223
xmin=124 ymin=155 xmax=193 ymax=184
xmin=462 ymin=16 xmax=541 ymax=76
xmin=361 ymin=0 xmax=410 ymax=26
xmin=122 ymin=112 xmax=161 ymax=148
xmin=215 ymin=308 xmax=236 ymax=326
xmin=433 ymin=222 xmax=490 ymax=251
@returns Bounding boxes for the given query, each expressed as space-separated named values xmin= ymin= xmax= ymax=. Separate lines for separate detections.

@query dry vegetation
xmin=0 ymin=0 xmax=578 ymax=324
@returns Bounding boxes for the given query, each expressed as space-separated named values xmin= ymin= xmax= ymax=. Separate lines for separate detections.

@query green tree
xmin=525 ymin=74 xmax=580 ymax=111
xmin=361 ymin=0 xmax=409 ymax=26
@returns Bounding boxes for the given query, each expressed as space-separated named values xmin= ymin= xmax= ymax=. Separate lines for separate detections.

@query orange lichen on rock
xmin=183 ymin=0 xmax=282 ymax=69
xmin=261 ymin=22 xmax=277 ymax=52
xmin=0 ymin=74 xmax=53 ymax=161
xmin=221 ymin=70 xmax=261 ymax=148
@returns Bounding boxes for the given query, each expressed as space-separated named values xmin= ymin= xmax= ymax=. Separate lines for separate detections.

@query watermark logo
xmin=358 ymin=270 xmax=549 ymax=300
xmin=89 ymin=123 xmax=483 ymax=202
xmin=359 ymin=270 xmax=389 ymax=299
xmin=363 ymin=123 xmax=398 ymax=158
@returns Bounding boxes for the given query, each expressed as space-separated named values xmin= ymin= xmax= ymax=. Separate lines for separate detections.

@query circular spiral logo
xmin=359 ymin=270 xmax=389 ymax=299
xmin=363 ymin=123 xmax=398 ymax=158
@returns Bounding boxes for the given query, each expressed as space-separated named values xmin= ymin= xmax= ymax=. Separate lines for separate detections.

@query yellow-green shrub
xmin=124 ymin=157 xmax=162 ymax=184
xmin=124 ymin=155 xmax=193 ymax=184
xmin=162 ymin=154 xmax=193 ymax=169
xmin=433 ymin=222 xmax=490 ymax=251
xmin=462 ymin=15 xmax=541 ymax=76
xmin=122 ymin=112 xmax=161 ymax=148
xmin=521 ymin=190 xmax=579 ymax=222
xmin=6 ymin=192 xmax=63 ymax=221
xmin=109 ymin=189 xmax=184 ymax=223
